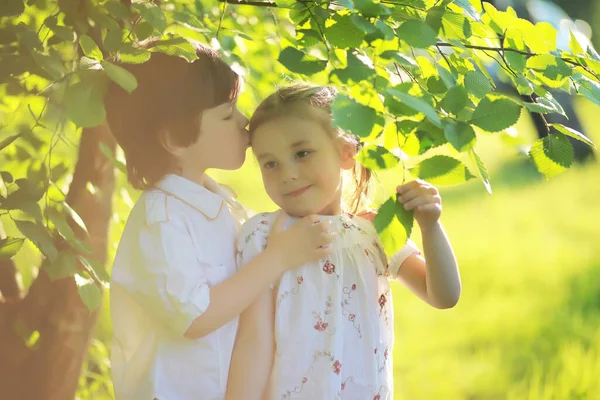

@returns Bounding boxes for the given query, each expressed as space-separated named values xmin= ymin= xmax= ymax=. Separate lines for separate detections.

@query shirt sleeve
xmin=388 ymin=238 xmax=421 ymax=277
xmin=236 ymin=214 xmax=273 ymax=286
xmin=135 ymin=217 xmax=211 ymax=337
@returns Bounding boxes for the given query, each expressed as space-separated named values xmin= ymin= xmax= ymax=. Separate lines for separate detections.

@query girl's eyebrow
xmin=256 ymin=140 xmax=310 ymax=160
xmin=291 ymin=140 xmax=309 ymax=148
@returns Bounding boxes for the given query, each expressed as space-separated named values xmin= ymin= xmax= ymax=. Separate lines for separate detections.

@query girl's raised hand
xmin=267 ymin=211 xmax=333 ymax=272
xmin=396 ymin=180 xmax=442 ymax=231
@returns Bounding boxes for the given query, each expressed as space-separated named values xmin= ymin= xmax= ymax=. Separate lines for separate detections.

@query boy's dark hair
xmin=105 ymin=42 xmax=241 ymax=190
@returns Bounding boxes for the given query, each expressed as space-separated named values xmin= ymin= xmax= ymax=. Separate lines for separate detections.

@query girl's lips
xmin=286 ymin=185 xmax=312 ymax=197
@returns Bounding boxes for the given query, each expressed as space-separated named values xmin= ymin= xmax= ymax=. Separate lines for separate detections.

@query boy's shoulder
xmin=142 ymin=189 xmax=192 ymax=226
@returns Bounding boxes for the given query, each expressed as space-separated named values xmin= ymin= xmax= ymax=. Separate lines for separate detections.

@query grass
xmin=75 ymin=98 xmax=600 ymax=399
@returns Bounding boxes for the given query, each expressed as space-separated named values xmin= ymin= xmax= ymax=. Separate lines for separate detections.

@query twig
xmin=305 ymin=3 xmax=332 ymax=57
xmin=217 ymin=0 xmax=228 ymax=41
xmin=217 ymin=0 xmax=278 ymax=7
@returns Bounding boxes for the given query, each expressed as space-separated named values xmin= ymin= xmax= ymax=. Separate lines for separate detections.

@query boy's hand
xmin=397 ymin=180 xmax=442 ymax=231
xmin=266 ymin=211 xmax=333 ymax=272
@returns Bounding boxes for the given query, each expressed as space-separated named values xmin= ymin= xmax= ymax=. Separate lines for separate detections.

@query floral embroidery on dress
xmin=341 ymin=284 xmax=362 ymax=338
xmin=277 ymin=274 xmax=304 ymax=307
xmin=322 ymin=259 xmax=339 ymax=278
xmin=313 ymin=296 xmax=335 ymax=335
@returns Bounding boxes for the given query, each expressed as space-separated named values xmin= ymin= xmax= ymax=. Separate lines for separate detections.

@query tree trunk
xmin=0 ymin=123 xmax=116 ymax=400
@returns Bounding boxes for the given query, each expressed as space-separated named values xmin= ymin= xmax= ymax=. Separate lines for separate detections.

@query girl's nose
xmin=280 ymin=162 xmax=299 ymax=182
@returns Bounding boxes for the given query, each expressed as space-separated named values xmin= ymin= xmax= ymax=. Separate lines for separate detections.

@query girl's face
xmin=175 ymin=100 xmax=249 ymax=182
xmin=252 ymin=115 xmax=354 ymax=217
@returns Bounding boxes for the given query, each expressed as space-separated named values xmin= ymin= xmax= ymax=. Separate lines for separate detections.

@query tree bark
xmin=0 ymin=123 xmax=116 ymax=400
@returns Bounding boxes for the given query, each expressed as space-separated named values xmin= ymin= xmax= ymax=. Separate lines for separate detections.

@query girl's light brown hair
xmin=249 ymin=83 xmax=373 ymax=215
xmin=105 ymin=41 xmax=241 ymax=190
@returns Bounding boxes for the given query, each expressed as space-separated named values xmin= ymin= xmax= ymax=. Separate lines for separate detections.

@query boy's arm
xmin=226 ymin=288 xmax=275 ymax=400
xmin=185 ymin=213 xmax=331 ymax=339
xmin=184 ymin=251 xmax=280 ymax=339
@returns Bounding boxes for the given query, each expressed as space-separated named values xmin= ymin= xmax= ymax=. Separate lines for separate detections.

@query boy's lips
xmin=285 ymin=185 xmax=312 ymax=197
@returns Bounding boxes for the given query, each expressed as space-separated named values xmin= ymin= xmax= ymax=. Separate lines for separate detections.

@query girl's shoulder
xmin=238 ymin=211 xmax=278 ymax=245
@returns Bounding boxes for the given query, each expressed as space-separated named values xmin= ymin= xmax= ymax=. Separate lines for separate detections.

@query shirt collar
xmin=155 ymin=174 xmax=233 ymax=220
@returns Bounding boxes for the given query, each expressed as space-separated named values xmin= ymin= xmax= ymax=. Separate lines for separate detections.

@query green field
xmin=72 ymin=99 xmax=600 ymax=399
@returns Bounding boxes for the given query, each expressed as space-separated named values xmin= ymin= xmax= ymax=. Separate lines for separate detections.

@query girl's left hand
xmin=397 ymin=180 xmax=442 ymax=230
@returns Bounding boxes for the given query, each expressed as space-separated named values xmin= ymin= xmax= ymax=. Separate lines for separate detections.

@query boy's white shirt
xmin=110 ymin=174 xmax=247 ymax=400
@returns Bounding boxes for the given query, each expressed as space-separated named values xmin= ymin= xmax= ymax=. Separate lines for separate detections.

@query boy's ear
xmin=340 ymin=141 xmax=356 ymax=170
xmin=159 ymin=129 xmax=184 ymax=157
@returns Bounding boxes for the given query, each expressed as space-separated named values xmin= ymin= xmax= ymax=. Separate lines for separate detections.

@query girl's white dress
xmin=237 ymin=212 xmax=420 ymax=400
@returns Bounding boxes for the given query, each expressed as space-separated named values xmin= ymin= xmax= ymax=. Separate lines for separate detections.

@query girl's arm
xmin=395 ymin=222 xmax=461 ymax=309
xmin=226 ymin=289 xmax=275 ymax=400
xmin=394 ymin=180 xmax=461 ymax=309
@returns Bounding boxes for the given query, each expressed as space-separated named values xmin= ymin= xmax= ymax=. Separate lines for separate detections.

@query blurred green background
xmin=65 ymin=96 xmax=599 ymax=399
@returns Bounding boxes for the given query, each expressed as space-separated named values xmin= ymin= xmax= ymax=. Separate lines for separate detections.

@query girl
xmin=106 ymin=45 xmax=333 ymax=400
xmin=226 ymin=84 xmax=461 ymax=400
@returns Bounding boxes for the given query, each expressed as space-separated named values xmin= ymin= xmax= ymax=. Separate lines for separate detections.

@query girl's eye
xmin=263 ymin=161 xmax=277 ymax=170
xmin=296 ymin=150 xmax=312 ymax=159
xmin=224 ymin=114 xmax=234 ymax=121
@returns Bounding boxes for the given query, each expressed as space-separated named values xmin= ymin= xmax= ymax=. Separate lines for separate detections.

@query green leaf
xmin=101 ymin=61 xmax=138 ymax=93
xmin=79 ymin=35 xmax=103 ymax=61
xmin=441 ymin=10 xmax=472 ymax=39
xmin=471 ymin=96 xmax=522 ymax=133
xmin=469 ymin=148 xmax=492 ymax=195
xmin=453 ymin=0 xmax=481 ymax=21
xmin=375 ymin=20 xmax=395 ymax=40
xmin=65 ymin=81 xmax=106 ymax=128
xmin=31 ymin=51 xmax=66 ymax=80
xmin=150 ymin=36 xmax=198 ymax=62
xmin=325 ymin=14 xmax=363 ymax=49
xmin=441 ymin=85 xmax=468 ymax=115
xmin=104 ymin=0 xmax=130 ymax=20
xmin=387 ymin=88 xmax=441 ymax=128
xmin=444 ymin=122 xmax=476 ymax=152
xmin=1 ymin=171 xmax=14 ymax=184
xmin=134 ymin=21 xmax=154 ymax=41
xmin=522 ymin=97 xmax=565 ymax=116
xmin=350 ymin=14 xmax=376 ymax=33
xmin=49 ymin=25 xmax=74 ymax=42
xmin=0 ymin=0 xmax=25 ymax=17
xmin=356 ymin=145 xmax=400 ymax=170
xmin=332 ymin=94 xmax=377 ymax=138
xmin=45 ymin=252 xmax=78 ymax=280
xmin=464 ymin=70 xmax=492 ymax=98
xmin=529 ymin=134 xmax=574 ymax=179
xmin=119 ymin=45 xmax=151 ymax=64
xmin=331 ymin=51 xmax=375 ymax=83
xmin=79 ymin=256 xmax=110 ymax=283
xmin=354 ymin=0 xmax=392 ymax=18
xmin=426 ymin=6 xmax=445 ymax=33
xmin=410 ymin=155 xmax=476 ymax=185
xmin=569 ymin=31 xmax=585 ymax=55
xmin=0 ymin=237 xmax=25 ymax=259
xmin=76 ymin=275 xmax=102 ymax=312
xmin=374 ymin=195 xmax=414 ymax=256
xmin=0 ymin=133 xmax=22 ymax=152
xmin=527 ymin=55 xmax=572 ymax=88
xmin=551 ymin=124 xmax=596 ymax=150
xmin=47 ymin=209 xmax=76 ymax=242
xmin=577 ymin=75 xmax=600 ymax=107
xmin=133 ymin=2 xmax=167 ymax=34
xmin=14 ymin=220 xmax=58 ymax=262
xmin=278 ymin=47 xmax=327 ymax=75
xmin=427 ymin=76 xmax=447 ymax=94
xmin=396 ymin=19 xmax=437 ymax=48
xmin=378 ymin=50 xmax=417 ymax=68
